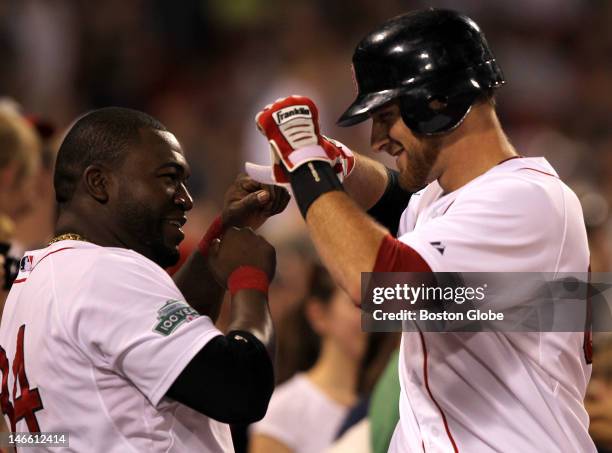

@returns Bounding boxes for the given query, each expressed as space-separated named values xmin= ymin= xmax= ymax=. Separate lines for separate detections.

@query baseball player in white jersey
xmin=0 ymin=107 xmax=289 ymax=452
xmin=245 ymin=8 xmax=595 ymax=453
xmin=387 ymin=156 xmax=592 ymax=452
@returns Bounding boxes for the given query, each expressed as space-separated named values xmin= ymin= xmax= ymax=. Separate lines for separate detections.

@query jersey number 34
xmin=0 ymin=325 xmax=43 ymax=433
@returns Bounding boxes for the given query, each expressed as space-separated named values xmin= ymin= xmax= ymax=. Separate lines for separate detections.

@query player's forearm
xmin=305 ymin=191 xmax=388 ymax=302
xmin=342 ymin=153 xmax=389 ymax=209
xmin=172 ymin=250 xmax=225 ymax=321
xmin=342 ymin=154 xmax=412 ymax=236
xmin=228 ymin=289 xmax=275 ymax=360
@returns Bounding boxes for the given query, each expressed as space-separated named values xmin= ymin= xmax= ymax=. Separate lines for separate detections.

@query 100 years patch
xmin=153 ymin=299 xmax=199 ymax=336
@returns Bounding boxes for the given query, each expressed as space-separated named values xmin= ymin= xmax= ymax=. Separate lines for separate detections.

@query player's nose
xmin=175 ymin=183 xmax=194 ymax=212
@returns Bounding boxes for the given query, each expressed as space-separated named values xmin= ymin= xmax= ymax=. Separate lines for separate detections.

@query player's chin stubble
xmin=116 ymin=199 xmax=180 ymax=268
xmin=398 ymin=138 xmax=443 ymax=192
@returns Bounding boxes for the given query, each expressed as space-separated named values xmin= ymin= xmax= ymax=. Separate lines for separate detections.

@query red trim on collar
xmin=496 ymin=155 xmax=522 ymax=166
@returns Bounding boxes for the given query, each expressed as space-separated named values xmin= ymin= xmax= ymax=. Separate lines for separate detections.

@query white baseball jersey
xmin=388 ymin=157 xmax=595 ymax=453
xmin=0 ymin=240 xmax=234 ymax=452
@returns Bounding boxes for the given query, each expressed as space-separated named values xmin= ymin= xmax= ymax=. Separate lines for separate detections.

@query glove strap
xmin=288 ymin=161 xmax=343 ymax=217
xmin=286 ymin=145 xmax=330 ymax=169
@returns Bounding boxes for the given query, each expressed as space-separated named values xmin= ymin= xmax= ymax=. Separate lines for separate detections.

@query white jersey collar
xmin=418 ymin=156 xmax=557 ymax=201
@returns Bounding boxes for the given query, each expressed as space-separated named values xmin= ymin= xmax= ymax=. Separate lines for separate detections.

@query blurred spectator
xmin=264 ymin=235 xmax=317 ymax=338
xmin=326 ymin=333 xmax=401 ymax=453
xmin=0 ymin=251 xmax=5 ymax=305
xmin=249 ymin=264 xmax=366 ymax=453
xmin=586 ymin=336 xmax=612 ymax=453
xmin=11 ymin=113 xmax=58 ymax=251
xmin=0 ymin=103 xmax=41 ymax=295
xmin=368 ymin=349 xmax=401 ymax=453
xmin=0 ymin=103 xmax=41 ymax=223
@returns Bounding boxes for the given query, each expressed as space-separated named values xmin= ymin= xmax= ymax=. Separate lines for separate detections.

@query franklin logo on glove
xmin=246 ymin=96 xmax=355 ymax=190
xmin=273 ymin=106 xmax=312 ymax=125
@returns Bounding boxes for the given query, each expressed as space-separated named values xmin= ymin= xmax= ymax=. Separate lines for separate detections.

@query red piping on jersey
xmin=440 ymin=200 xmax=455 ymax=216
xmin=517 ymin=167 xmax=557 ymax=178
xmin=32 ymin=247 xmax=75 ymax=271
xmin=494 ymin=156 xmax=556 ymax=178
xmin=496 ymin=155 xmax=522 ymax=166
xmin=418 ymin=330 xmax=459 ymax=453
xmin=13 ymin=247 xmax=75 ymax=284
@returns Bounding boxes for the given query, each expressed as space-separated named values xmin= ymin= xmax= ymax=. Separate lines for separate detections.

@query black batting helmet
xmin=337 ymin=9 xmax=505 ymax=135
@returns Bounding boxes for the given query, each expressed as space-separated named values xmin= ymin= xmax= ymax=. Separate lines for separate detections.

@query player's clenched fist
xmin=221 ymin=173 xmax=290 ymax=230
xmin=247 ymin=96 xmax=355 ymax=185
xmin=207 ymin=227 xmax=276 ymax=287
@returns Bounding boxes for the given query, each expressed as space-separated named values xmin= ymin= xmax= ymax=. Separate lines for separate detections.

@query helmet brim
xmin=336 ymin=89 xmax=402 ymax=127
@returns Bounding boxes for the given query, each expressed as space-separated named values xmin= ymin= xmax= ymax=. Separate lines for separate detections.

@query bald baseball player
xmin=0 ymin=107 xmax=290 ymax=452
xmin=247 ymin=9 xmax=595 ymax=453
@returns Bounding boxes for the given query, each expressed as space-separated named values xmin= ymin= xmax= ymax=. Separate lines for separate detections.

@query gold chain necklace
xmin=48 ymin=233 xmax=88 ymax=245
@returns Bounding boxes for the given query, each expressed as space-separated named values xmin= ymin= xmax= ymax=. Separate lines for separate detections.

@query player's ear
xmin=82 ymin=164 xmax=112 ymax=204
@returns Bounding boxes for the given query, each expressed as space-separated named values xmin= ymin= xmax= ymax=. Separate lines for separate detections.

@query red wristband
xmin=228 ymin=266 xmax=270 ymax=296
xmin=198 ymin=215 xmax=224 ymax=256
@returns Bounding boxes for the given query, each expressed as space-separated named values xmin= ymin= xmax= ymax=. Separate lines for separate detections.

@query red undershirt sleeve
xmin=373 ymin=234 xmax=432 ymax=272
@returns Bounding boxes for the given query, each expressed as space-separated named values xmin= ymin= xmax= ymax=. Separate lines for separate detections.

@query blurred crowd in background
xmin=0 ymin=0 xmax=611 ymax=452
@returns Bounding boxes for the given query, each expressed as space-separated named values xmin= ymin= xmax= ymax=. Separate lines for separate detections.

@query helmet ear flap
xmin=399 ymin=92 xmax=477 ymax=135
